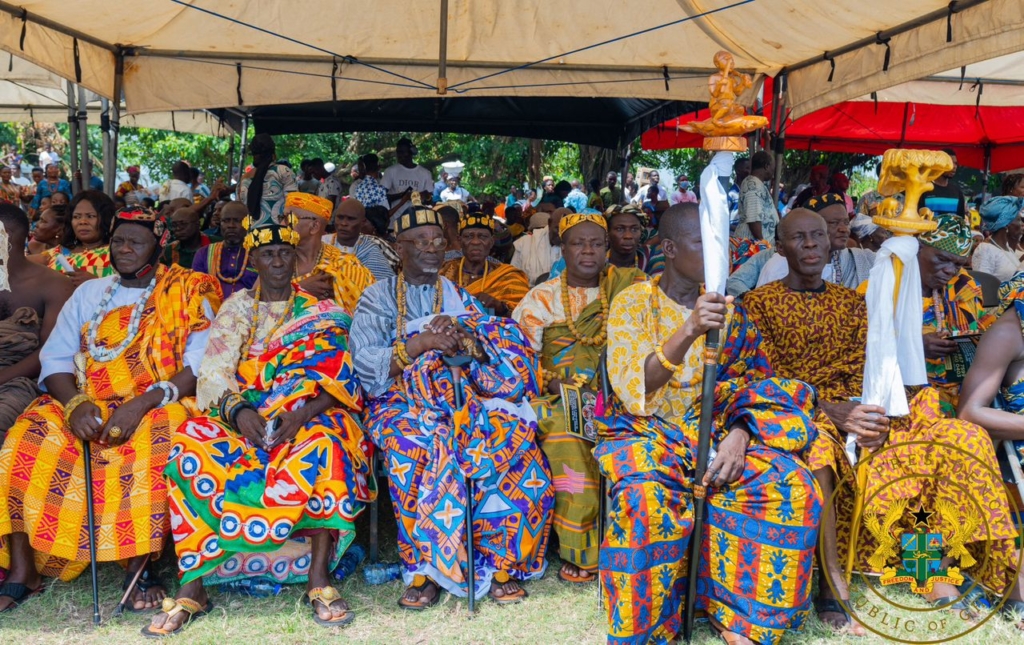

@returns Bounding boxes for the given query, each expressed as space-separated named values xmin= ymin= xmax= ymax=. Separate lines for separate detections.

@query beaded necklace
xmin=394 ymin=273 xmax=443 ymax=363
xmin=649 ymin=275 xmax=685 ymax=387
xmin=457 ymin=257 xmax=489 ymax=286
xmin=241 ymin=282 xmax=296 ymax=357
xmin=85 ymin=273 xmax=159 ymax=362
xmin=293 ymin=244 xmax=325 ymax=282
xmin=560 ymin=268 xmax=609 ymax=347
xmin=213 ymin=242 xmax=250 ymax=284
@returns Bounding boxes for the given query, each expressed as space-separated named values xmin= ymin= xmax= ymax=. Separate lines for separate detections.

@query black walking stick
xmin=682 ymin=328 xmax=721 ymax=643
xmin=443 ymin=354 xmax=477 ymax=617
xmin=81 ymin=439 xmax=101 ymax=625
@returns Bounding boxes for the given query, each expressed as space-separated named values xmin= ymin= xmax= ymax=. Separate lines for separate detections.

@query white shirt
xmin=381 ymin=163 xmax=433 ymax=215
xmin=511 ymin=227 xmax=562 ymax=284
xmin=39 ymin=150 xmax=59 ymax=169
xmin=439 ymin=186 xmax=471 ymax=202
xmin=159 ymin=178 xmax=192 ymax=202
xmin=633 ymin=184 xmax=667 ymax=204
xmin=39 ymin=276 xmax=213 ymax=386
xmin=971 ymin=241 xmax=1022 ymax=282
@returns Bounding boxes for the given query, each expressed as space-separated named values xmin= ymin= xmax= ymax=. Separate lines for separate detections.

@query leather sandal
xmin=141 ymin=597 xmax=213 ymax=638
xmin=398 ymin=575 xmax=441 ymax=611
xmin=0 ymin=581 xmax=44 ymax=613
xmin=488 ymin=571 xmax=528 ymax=605
xmin=557 ymin=563 xmax=596 ymax=584
xmin=307 ymin=585 xmax=355 ymax=627
xmin=123 ymin=565 xmax=165 ymax=613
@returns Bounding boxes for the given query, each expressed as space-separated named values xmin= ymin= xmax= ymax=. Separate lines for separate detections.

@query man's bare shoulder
xmin=18 ymin=262 xmax=74 ymax=302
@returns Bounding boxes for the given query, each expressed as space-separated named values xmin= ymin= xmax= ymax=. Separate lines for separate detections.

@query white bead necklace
xmin=85 ymin=274 xmax=158 ymax=362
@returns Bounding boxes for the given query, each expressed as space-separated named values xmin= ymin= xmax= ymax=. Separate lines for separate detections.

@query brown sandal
xmin=307 ymin=586 xmax=355 ymax=627
xmin=141 ymin=597 xmax=213 ymax=638
xmin=557 ymin=563 xmax=596 ymax=584
xmin=398 ymin=575 xmax=441 ymax=611
xmin=489 ymin=571 xmax=528 ymax=605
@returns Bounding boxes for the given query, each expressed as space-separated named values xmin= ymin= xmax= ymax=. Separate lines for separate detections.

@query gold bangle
xmin=394 ymin=340 xmax=412 ymax=367
xmin=655 ymin=344 xmax=680 ymax=372
xmin=63 ymin=393 xmax=94 ymax=428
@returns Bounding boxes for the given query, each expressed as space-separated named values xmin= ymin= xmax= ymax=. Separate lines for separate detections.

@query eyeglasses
xmin=397 ymin=237 xmax=447 ymax=251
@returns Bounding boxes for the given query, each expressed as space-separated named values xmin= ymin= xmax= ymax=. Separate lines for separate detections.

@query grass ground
xmin=2 ymin=501 xmax=1021 ymax=644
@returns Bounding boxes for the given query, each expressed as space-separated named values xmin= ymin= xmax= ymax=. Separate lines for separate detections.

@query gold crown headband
xmin=242 ymin=215 xmax=300 ymax=249
xmin=558 ymin=212 xmax=607 ymax=238
xmin=458 ymin=213 xmax=494 ymax=233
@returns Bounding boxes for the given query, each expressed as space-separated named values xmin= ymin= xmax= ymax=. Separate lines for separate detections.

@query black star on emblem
xmin=911 ymin=506 xmax=933 ymax=527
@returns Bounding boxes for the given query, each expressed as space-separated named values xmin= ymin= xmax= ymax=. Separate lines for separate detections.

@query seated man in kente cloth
xmin=285 ymin=192 xmax=374 ymax=314
xmin=147 ymin=219 xmax=372 ymax=636
xmin=439 ymin=211 xmax=531 ymax=317
xmin=350 ymin=206 xmax=554 ymax=609
xmin=0 ymin=206 xmax=221 ymax=612
xmin=512 ymin=211 xmax=646 ymax=583
xmin=597 ymin=203 xmax=822 ymax=645
xmin=954 ymin=277 xmax=1024 ymax=629
xmin=0 ymin=204 xmax=73 ymax=441
xmin=743 ymin=209 xmax=883 ymax=633
xmin=835 ymin=213 xmax=1017 ymax=619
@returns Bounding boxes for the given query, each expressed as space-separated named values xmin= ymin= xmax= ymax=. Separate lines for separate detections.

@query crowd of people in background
xmin=2 ymin=132 xmax=1024 ymax=644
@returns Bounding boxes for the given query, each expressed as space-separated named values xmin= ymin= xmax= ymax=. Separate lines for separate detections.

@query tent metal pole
xmin=78 ymin=85 xmax=89 ymax=192
xmin=771 ymin=74 xmax=787 ymax=203
xmin=109 ymin=53 xmax=123 ymax=198
xmin=437 ymin=0 xmax=449 ymax=94
xmin=100 ymin=98 xmax=112 ymax=196
xmin=66 ymin=81 xmax=80 ymax=192
xmin=237 ymin=115 xmax=249 ymax=195
xmin=983 ymin=145 xmax=992 ymax=196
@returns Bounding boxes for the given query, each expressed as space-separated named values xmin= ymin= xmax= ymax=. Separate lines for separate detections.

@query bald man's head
xmin=777 ymin=208 xmax=829 ymax=282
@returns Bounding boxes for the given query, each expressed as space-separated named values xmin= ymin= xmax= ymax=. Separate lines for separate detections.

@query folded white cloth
xmin=700 ymin=151 xmax=733 ymax=295
xmin=861 ymin=235 xmax=926 ymax=417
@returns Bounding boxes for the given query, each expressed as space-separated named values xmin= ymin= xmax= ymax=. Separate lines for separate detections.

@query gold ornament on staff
xmin=874 ymin=149 xmax=952 ymax=236
xmin=679 ymin=51 xmax=768 ymax=152
xmin=845 ymin=148 xmax=953 ymax=584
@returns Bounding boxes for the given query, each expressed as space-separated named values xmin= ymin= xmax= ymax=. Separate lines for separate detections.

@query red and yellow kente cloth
xmin=305 ymin=243 xmax=375 ymax=314
xmin=439 ymin=257 xmax=531 ymax=312
xmin=44 ymin=245 xmax=114 ymax=278
xmin=166 ymin=290 xmax=373 ymax=585
xmin=0 ymin=265 xmax=220 ymax=581
xmin=842 ymin=271 xmax=1015 ymax=590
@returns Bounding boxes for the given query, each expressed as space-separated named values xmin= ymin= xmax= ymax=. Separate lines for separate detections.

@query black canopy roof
xmin=248 ymin=97 xmax=703 ymax=149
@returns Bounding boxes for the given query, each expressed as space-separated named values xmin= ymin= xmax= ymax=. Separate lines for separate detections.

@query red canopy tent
xmin=642 ymin=100 xmax=1024 ymax=173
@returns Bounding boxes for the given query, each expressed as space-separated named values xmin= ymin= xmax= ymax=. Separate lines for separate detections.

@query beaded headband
xmin=558 ymin=212 xmax=607 ymax=238
xmin=111 ymin=206 xmax=169 ymax=247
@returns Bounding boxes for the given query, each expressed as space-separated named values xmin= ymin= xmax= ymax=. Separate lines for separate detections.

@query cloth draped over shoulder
xmin=0 ymin=265 xmax=220 ymax=581
xmin=512 ymin=265 xmax=646 ymax=570
xmin=167 ymin=289 xmax=373 ymax=586
xmin=44 ymin=245 xmax=113 ymax=278
xmin=439 ymin=258 xmax=530 ymax=312
xmin=351 ymin=277 xmax=554 ymax=599
xmin=596 ymin=280 xmax=821 ymax=645
xmin=313 ymin=243 xmax=376 ymax=314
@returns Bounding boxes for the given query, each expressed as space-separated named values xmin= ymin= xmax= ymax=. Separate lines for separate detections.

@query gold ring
xmin=109 ymin=425 xmax=122 ymax=438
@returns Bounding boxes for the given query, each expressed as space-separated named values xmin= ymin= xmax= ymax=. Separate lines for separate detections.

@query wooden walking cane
xmin=443 ymin=353 xmax=477 ymax=617
xmin=682 ymin=329 xmax=721 ymax=643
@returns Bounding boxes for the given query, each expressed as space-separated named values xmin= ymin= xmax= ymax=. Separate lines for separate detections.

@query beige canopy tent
xmin=0 ymin=0 xmax=1019 ymax=140
xmin=0 ymin=53 xmax=237 ymax=135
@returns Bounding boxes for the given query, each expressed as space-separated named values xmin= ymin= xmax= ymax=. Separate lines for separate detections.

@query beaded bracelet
xmin=655 ymin=344 xmax=680 ymax=372
xmin=146 ymin=381 xmax=180 ymax=407
xmin=218 ymin=392 xmax=253 ymax=428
